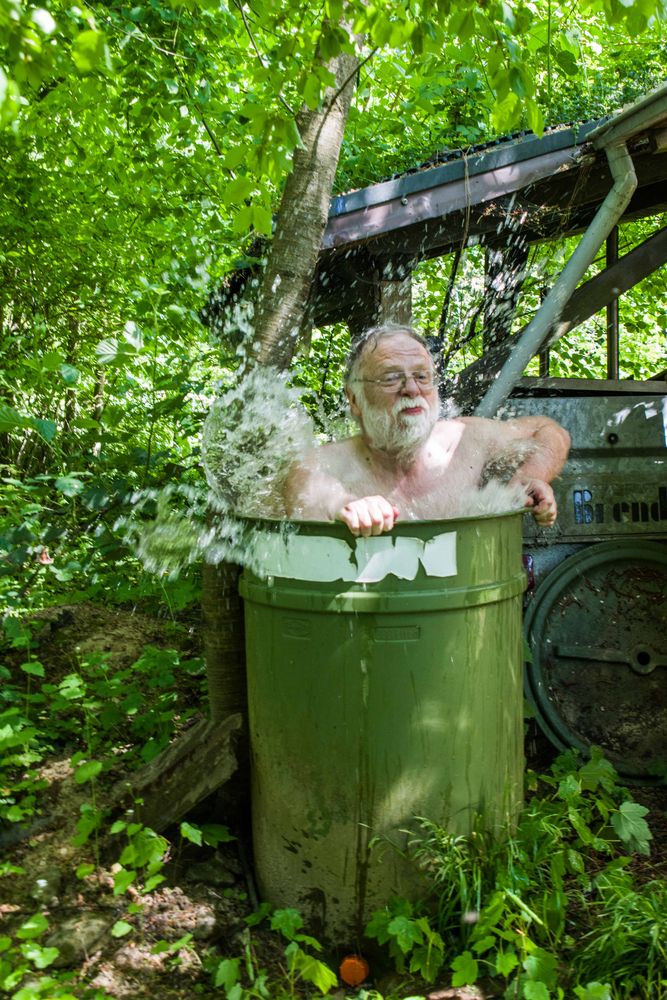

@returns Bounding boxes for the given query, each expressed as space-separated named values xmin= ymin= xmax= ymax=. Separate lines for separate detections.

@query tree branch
xmin=232 ymin=0 xmax=295 ymax=117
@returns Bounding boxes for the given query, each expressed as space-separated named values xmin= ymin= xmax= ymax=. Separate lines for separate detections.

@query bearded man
xmin=284 ymin=325 xmax=570 ymax=536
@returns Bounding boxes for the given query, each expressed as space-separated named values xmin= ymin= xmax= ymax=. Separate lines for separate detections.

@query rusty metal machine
xmin=508 ymin=378 xmax=667 ymax=782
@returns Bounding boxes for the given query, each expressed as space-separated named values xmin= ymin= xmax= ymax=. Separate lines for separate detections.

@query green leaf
xmin=523 ymin=982 xmax=550 ymax=1000
xmin=60 ymin=363 xmax=80 ymax=385
xmin=0 ymin=404 xmax=29 ymax=432
xmin=472 ymin=934 xmax=496 ymax=954
xmin=579 ymin=749 xmax=617 ymax=792
xmin=525 ymin=98 xmax=544 ymax=137
xmin=31 ymin=418 xmax=57 ymax=442
xmin=491 ymin=92 xmax=522 ymax=132
xmin=72 ymin=30 xmax=111 ymax=73
xmin=223 ymin=176 xmax=254 ymax=204
xmin=231 ymin=204 xmax=253 ymax=234
xmin=449 ymin=7 xmax=476 ymax=41
xmin=214 ymin=957 xmax=241 ymax=989
xmin=111 ymin=920 xmax=133 ymax=937
xmin=180 ymin=821 xmax=202 ymax=846
xmin=555 ymin=49 xmax=579 ymax=76
xmin=113 ymin=868 xmax=136 ymax=895
xmin=303 ymin=74 xmax=321 ymax=110
xmin=574 ymin=983 xmax=612 ymax=1000
xmin=245 ymin=902 xmax=272 ymax=927
xmin=41 ymin=351 xmax=64 ymax=371
xmin=55 ymin=475 xmax=85 ymax=496
xmin=270 ymin=908 xmax=303 ymax=940
xmin=611 ymin=801 xmax=652 ymax=855
xmin=20 ymin=661 xmax=45 ymax=677
xmin=95 ymin=337 xmax=138 ymax=366
xmin=75 ymin=759 xmax=103 ymax=784
xmin=201 ymin=823 xmax=235 ymax=847
xmin=509 ymin=65 xmax=532 ymax=99
xmin=496 ymin=950 xmax=519 ymax=976
xmin=319 ymin=27 xmax=341 ymax=60
xmin=251 ymin=204 xmax=273 ymax=235
xmin=451 ymin=950 xmax=479 ymax=987
xmin=16 ymin=913 xmax=49 ymax=940
xmin=19 ymin=942 xmax=60 ymax=968
xmin=76 ymin=863 xmax=95 ymax=878
xmin=523 ymin=948 xmax=558 ymax=989
xmin=409 ymin=939 xmax=444 ymax=982
xmin=142 ymin=873 xmax=166 ymax=893
xmin=290 ymin=948 xmax=338 ymax=994
xmin=387 ymin=914 xmax=423 ymax=954
xmin=74 ymin=805 xmax=104 ymax=846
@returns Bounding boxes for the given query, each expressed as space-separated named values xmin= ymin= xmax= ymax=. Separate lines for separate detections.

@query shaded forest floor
xmin=2 ymin=601 xmax=666 ymax=1000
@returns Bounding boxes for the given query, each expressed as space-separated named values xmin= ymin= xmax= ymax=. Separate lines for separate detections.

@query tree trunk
xmin=253 ymin=50 xmax=359 ymax=369
xmin=199 ymin=45 xmax=360 ymax=818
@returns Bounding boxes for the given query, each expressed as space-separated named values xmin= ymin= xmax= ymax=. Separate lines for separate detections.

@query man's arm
xmin=484 ymin=415 xmax=571 ymax=527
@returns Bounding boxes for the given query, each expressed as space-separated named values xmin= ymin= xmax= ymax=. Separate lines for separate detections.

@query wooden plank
xmin=554 ymin=224 xmax=667 ymax=338
xmin=513 ymin=376 xmax=667 ymax=395
xmin=451 ymin=226 xmax=667 ymax=408
xmin=327 ymin=126 xmax=586 ymax=217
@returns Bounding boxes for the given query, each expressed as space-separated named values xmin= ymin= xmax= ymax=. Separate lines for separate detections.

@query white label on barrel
xmin=248 ymin=532 xmax=355 ymax=581
xmin=355 ymin=536 xmax=421 ymax=582
xmin=248 ymin=530 xmax=458 ymax=582
xmin=421 ymin=531 xmax=457 ymax=577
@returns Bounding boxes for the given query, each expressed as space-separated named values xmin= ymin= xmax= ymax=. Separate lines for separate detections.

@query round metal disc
xmin=525 ymin=540 xmax=667 ymax=782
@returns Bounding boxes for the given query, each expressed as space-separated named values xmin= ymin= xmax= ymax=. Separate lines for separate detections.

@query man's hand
xmin=520 ymin=478 xmax=558 ymax=527
xmin=336 ymin=496 xmax=400 ymax=537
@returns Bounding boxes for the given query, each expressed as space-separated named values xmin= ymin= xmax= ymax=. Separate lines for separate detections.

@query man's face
xmin=347 ymin=333 xmax=439 ymax=454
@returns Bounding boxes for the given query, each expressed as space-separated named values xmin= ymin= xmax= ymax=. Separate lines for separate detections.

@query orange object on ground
xmin=339 ymin=954 xmax=369 ymax=987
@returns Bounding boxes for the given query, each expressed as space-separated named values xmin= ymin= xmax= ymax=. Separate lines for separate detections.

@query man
xmin=284 ymin=325 xmax=570 ymax=536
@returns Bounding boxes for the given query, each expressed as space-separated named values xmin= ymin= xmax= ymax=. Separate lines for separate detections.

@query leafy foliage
xmin=367 ymin=748 xmax=662 ymax=997
xmin=1 ymin=5 xmax=666 ymax=996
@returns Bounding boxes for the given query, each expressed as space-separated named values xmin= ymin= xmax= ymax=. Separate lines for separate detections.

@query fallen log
xmin=110 ymin=713 xmax=242 ymax=832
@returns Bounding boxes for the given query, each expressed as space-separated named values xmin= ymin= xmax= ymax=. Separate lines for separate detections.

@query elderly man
xmin=284 ymin=325 xmax=570 ymax=536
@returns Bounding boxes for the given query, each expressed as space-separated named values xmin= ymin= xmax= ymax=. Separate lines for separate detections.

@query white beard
xmin=357 ymin=393 xmax=440 ymax=460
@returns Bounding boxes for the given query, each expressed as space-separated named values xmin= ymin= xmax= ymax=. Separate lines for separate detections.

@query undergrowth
xmin=1 ymin=611 xmax=666 ymax=999
xmin=366 ymin=749 xmax=664 ymax=998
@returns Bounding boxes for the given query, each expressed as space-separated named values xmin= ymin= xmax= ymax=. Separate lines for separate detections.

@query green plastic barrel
xmin=239 ymin=512 xmax=526 ymax=945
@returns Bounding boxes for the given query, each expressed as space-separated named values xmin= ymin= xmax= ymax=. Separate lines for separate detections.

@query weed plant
xmin=366 ymin=748 xmax=664 ymax=998
xmin=1 ymin=617 xmax=665 ymax=999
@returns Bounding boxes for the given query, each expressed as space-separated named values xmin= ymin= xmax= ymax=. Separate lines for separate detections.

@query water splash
xmin=120 ymin=367 xmax=317 ymax=578
xmin=202 ymin=365 xmax=316 ymax=517
xmin=457 ymin=481 xmax=526 ymax=518
xmin=125 ymin=367 xmax=528 ymax=580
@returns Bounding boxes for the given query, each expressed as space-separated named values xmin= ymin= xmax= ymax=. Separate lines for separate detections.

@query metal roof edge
xmin=328 ymin=119 xmax=602 ymax=219
xmin=588 ymin=79 xmax=667 ymax=146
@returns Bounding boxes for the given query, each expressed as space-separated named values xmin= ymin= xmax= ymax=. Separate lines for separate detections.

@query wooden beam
xmin=553 ymin=224 xmax=667 ymax=338
xmin=451 ymin=225 xmax=667 ymax=410
xmin=322 ymin=147 xmax=582 ymax=251
xmin=606 ymin=227 xmax=619 ymax=379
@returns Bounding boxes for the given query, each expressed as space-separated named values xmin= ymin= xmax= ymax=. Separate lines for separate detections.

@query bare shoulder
xmin=284 ymin=436 xmax=360 ymax=477
xmin=294 ymin=436 xmax=360 ymax=475
xmin=433 ymin=415 xmax=499 ymax=444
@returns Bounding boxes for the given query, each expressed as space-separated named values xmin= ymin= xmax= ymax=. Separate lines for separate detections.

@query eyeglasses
xmin=353 ymin=371 xmax=438 ymax=392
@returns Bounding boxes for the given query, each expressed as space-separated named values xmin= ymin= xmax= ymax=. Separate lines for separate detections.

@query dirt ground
xmin=2 ymin=603 xmax=666 ymax=1000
